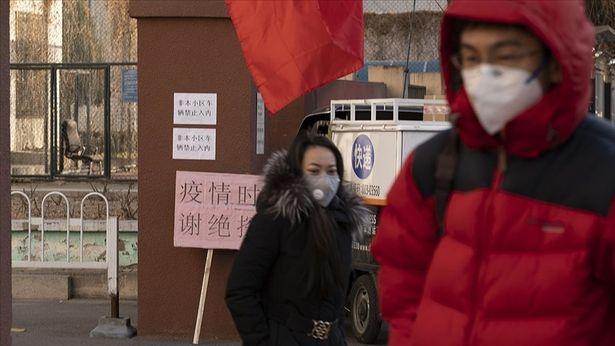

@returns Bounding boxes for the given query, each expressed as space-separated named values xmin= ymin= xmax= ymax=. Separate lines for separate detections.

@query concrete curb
xmin=12 ymin=274 xmax=70 ymax=300
xmin=12 ymin=269 xmax=137 ymax=299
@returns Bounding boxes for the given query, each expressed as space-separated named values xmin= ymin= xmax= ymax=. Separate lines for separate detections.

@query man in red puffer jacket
xmin=371 ymin=1 xmax=615 ymax=345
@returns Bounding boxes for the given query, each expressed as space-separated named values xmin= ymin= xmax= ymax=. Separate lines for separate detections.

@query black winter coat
xmin=225 ymin=151 xmax=367 ymax=346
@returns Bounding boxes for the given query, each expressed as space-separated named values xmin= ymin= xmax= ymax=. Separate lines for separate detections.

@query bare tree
xmin=586 ymin=0 xmax=615 ymax=28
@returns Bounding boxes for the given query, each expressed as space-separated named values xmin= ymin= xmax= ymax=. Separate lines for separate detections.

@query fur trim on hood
xmin=257 ymin=150 xmax=369 ymax=234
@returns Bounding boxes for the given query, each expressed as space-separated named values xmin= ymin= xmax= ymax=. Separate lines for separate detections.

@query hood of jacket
xmin=257 ymin=150 xmax=368 ymax=232
xmin=440 ymin=0 xmax=594 ymax=157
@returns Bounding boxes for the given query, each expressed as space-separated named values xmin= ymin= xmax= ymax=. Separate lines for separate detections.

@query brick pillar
xmin=129 ymin=0 xmax=305 ymax=340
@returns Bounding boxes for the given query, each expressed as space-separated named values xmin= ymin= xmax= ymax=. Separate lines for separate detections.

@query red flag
xmin=226 ymin=0 xmax=364 ymax=114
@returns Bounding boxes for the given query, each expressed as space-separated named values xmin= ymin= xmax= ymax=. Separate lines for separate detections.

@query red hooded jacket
xmin=371 ymin=1 xmax=615 ymax=345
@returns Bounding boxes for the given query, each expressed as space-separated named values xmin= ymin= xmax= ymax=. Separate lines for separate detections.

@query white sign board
xmin=174 ymin=93 xmax=217 ymax=125
xmin=333 ymin=129 xmax=446 ymax=203
xmin=173 ymin=128 xmax=216 ymax=160
xmin=333 ymin=131 xmax=398 ymax=201
xmin=256 ymin=92 xmax=265 ymax=155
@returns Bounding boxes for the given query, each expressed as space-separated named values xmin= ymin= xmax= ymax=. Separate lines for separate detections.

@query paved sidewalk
xmin=12 ymin=299 xmax=387 ymax=345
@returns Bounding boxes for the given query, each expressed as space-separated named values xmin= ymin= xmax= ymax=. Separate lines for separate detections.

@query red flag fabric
xmin=225 ymin=0 xmax=364 ymax=114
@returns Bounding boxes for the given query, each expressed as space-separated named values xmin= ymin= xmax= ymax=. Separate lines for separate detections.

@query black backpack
xmin=434 ymin=128 xmax=460 ymax=237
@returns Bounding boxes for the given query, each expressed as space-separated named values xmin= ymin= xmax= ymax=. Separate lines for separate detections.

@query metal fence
xmin=9 ymin=0 xmax=136 ymax=65
xmin=11 ymin=190 xmax=122 ymax=313
xmin=10 ymin=190 xmax=119 ymax=272
xmin=10 ymin=63 xmax=137 ymax=179
xmin=363 ymin=0 xmax=444 ymax=64
xmin=359 ymin=0 xmax=446 ymax=98
xmin=9 ymin=0 xmax=137 ymax=179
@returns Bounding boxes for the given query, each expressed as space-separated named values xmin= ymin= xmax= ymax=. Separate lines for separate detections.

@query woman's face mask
xmin=305 ymin=174 xmax=340 ymax=207
xmin=302 ymin=146 xmax=340 ymax=207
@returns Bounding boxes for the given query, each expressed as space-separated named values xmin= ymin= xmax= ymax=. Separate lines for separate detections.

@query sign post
xmin=193 ymin=248 xmax=214 ymax=345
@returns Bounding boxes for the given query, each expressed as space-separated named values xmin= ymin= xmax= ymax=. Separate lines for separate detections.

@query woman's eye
xmin=328 ymin=170 xmax=337 ymax=175
xmin=308 ymin=170 xmax=320 ymax=175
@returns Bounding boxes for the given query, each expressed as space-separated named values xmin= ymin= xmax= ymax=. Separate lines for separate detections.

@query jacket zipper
xmin=465 ymin=148 xmax=506 ymax=346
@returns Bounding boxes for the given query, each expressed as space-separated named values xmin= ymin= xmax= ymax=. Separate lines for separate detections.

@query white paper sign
xmin=256 ymin=92 xmax=265 ymax=155
xmin=174 ymin=93 xmax=217 ymax=125
xmin=173 ymin=128 xmax=216 ymax=160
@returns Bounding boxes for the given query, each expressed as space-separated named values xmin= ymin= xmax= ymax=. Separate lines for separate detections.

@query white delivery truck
xmin=299 ymin=98 xmax=450 ymax=344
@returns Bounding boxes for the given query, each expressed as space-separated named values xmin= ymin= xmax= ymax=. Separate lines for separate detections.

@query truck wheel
xmin=349 ymin=274 xmax=381 ymax=344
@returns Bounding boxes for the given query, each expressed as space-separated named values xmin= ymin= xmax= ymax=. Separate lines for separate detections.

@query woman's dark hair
xmin=287 ymin=131 xmax=346 ymax=298
xmin=287 ymin=131 xmax=344 ymax=181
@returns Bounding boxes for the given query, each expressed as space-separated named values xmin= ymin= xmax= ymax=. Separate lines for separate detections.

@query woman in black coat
xmin=225 ymin=133 xmax=367 ymax=345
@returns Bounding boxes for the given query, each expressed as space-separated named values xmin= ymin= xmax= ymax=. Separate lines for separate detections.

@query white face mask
xmin=305 ymin=174 xmax=340 ymax=207
xmin=462 ymin=64 xmax=543 ymax=135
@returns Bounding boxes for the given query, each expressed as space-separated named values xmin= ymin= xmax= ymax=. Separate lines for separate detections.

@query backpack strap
xmin=434 ymin=128 xmax=459 ymax=237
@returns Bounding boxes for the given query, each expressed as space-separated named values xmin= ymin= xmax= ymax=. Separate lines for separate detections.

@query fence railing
xmin=10 ymin=191 xmax=31 ymax=261
xmin=11 ymin=191 xmax=120 ymax=311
